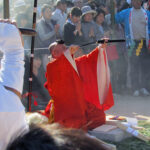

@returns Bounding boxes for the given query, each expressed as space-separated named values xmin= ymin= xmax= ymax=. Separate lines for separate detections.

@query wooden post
xmin=28 ymin=0 xmax=38 ymax=112
xmin=3 ymin=0 xmax=10 ymax=19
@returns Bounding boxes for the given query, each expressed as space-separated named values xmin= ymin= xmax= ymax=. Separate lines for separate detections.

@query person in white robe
xmin=0 ymin=21 xmax=28 ymax=150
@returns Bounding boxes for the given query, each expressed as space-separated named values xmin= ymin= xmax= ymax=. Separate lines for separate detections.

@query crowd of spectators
xmin=1 ymin=0 xmax=150 ymax=109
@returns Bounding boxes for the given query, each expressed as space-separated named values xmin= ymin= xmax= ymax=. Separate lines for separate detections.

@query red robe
xmin=75 ymin=47 xmax=114 ymax=111
xmin=45 ymin=46 xmax=114 ymax=130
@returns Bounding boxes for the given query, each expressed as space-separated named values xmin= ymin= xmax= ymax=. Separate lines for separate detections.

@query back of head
xmin=7 ymin=124 xmax=108 ymax=150
xmin=6 ymin=125 xmax=59 ymax=150
xmin=49 ymin=40 xmax=66 ymax=59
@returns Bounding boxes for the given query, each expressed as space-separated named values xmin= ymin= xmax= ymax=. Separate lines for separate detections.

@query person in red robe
xmin=44 ymin=41 xmax=114 ymax=130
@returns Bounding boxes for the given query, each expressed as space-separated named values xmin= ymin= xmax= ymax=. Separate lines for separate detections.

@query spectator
xmin=22 ymin=54 xmax=50 ymax=111
xmin=94 ymin=8 xmax=105 ymax=38
xmin=24 ymin=5 xmax=34 ymax=28
xmin=16 ymin=13 xmax=28 ymax=28
xmin=63 ymin=7 xmax=83 ymax=46
xmin=72 ymin=0 xmax=83 ymax=8
xmin=0 ymin=21 xmax=28 ymax=150
xmin=35 ymin=4 xmax=59 ymax=70
xmin=13 ymin=0 xmax=26 ymax=19
xmin=115 ymin=0 xmax=150 ymax=96
xmin=81 ymin=5 xmax=101 ymax=53
xmin=66 ymin=1 xmax=74 ymax=14
xmin=99 ymin=3 xmax=111 ymax=26
xmin=51 ymin=0 xmax=67 ymax=39
xmin=87 ymin=0 xmax=98 ymax=10
xmin=15 ymin=12 xmax=31 ymax=50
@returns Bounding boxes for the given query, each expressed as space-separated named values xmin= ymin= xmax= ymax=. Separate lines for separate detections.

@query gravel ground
xmin=106 ymin=94 xmax=150 ymax=120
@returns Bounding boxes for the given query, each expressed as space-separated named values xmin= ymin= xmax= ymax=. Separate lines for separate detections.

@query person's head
xmin=94 ymin=9 xmax=105 ymax=25
xmin=16 ymin=13 xmax=28 ymax=27
xmin=56 ymin=0 xmax=67 ymax=13
xmin=72 ymin=0 xmax=83 ymax=8
xmin=41 ymin=4 xmax=52 ymax=20
xmin=49 ymin=41 xmax=66 ymax=59
xmin=70 ymin=7 xmax=82 ymax=24
xmin=131 ymin=0 xmax=143 ymax=9
xmin=87 ymin=0 xmax=98 ymax=10
xmin=14 ymin=0 xmax=26 ymax=13
xmin=7 ymin=124 xmax=109 ymax=150
xmin=81 ymin=5 xmax=96 ymax=22
xmin=99 ymin=3 xmax=109 ymax=15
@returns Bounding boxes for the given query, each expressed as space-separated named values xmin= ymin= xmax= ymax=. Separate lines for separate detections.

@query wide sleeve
xmin=115 ymin=9 xmax=127 ymax=24
xmin=0 ymin=23 xmax=24 ymax=93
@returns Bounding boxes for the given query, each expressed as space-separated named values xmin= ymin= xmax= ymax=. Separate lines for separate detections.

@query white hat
xmin=14 ymin=0 xmax=26 ymax=8
xmin=81 ymin=6 xmax=96 ymax=17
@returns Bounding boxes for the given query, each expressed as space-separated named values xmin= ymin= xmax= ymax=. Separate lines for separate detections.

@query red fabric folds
xmin=44 ymin=47 xmax=114 ymax=130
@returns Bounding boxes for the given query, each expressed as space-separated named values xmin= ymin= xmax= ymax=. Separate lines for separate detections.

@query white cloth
xmin=0 ymin=23 xmax=28 ymax=150
xmin=0 ymin=112 xmax=28 ymax=150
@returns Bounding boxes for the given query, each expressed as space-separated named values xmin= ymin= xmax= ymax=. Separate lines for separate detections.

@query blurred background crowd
xmin=0 ymin=0 xmax=150 ymax=111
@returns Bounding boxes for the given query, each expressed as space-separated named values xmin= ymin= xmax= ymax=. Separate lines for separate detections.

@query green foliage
xmin=105 ymin=121 xmax=150 ymax=150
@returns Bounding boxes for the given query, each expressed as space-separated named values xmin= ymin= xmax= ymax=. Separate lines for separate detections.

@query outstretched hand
xmin=69 ymin=45 xmax=80 ymax=55
xmin=101 ymin=37 xmax=109 ymax=49
xmin=0 ymin=19 xmax=24 ymax=46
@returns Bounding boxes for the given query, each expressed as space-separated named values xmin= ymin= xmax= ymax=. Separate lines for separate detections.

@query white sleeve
xmin=0 ymin=23 xmax=24 ymax=93
xmin=0 ymin=112 xmax=29 ymax=150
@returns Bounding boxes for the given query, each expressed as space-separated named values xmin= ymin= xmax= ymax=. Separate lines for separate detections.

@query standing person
xmin=72 ymin=0 xmax=83 ymax=8
xmin=81 ymin=6 xmax=101 ymax=54
xmin=115 ymin=0 xmax=150 ymax=96
xmin=63 ymin=7 xmax=83 ymax=46
xmin=0 ymin=21 xmax=28 ymax=150
xmin=35 ymin=4 xmax=59 ymax=70
xmin=44 ymin=41 xmax=114 ymax=130
xmin=51 ymin=0 xmax=67 ymax=39
xmin=94 ymin=8 xmax=106 ymax=38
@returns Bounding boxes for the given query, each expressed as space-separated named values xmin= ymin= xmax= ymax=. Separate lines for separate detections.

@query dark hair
xmin=70 ymin=7 xmax=82 ymax=17
xmin=16 ymin=13 xmax=29 ymax=27
xmin=41 ymin=4 xmax=51 ymax=14
xmin=88 ymin=1 xmax=98 ymax=10
xmin=94 ymin=8 xmax=105 ymax=21
xmin=7 ymin=124 xmax=108 ymax=150
xmin=7 ymin=125 xmax=59 ymax=150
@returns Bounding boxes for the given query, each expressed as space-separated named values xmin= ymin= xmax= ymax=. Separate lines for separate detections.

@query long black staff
xmin=80 ymin=39 xmax=126 ymax=47
xmin=28 ymin=0 xmax=38 ymax=112
xmin=57 ymin=39 xmax=126 ymax=47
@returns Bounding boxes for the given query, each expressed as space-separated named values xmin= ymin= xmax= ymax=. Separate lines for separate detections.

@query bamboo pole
xmin=116 ymin=122 xmax=150 ymax=142
xmin=28 ymin=0 xmax=38 ymax=112
xmin=3 ymin=0 xmax=10 ymax=19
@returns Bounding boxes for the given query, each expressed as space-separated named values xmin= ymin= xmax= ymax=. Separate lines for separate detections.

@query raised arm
xmin=0 ymin=22 xmax=24 ymax=94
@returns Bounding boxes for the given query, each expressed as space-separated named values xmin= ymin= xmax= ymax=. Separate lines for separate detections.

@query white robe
xmin=0 ymin=23 xmax=28 ymax=150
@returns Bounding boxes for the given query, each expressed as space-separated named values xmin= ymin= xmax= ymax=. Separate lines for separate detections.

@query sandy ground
xmin=106 ymin=94 xmax=150 ymax=120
